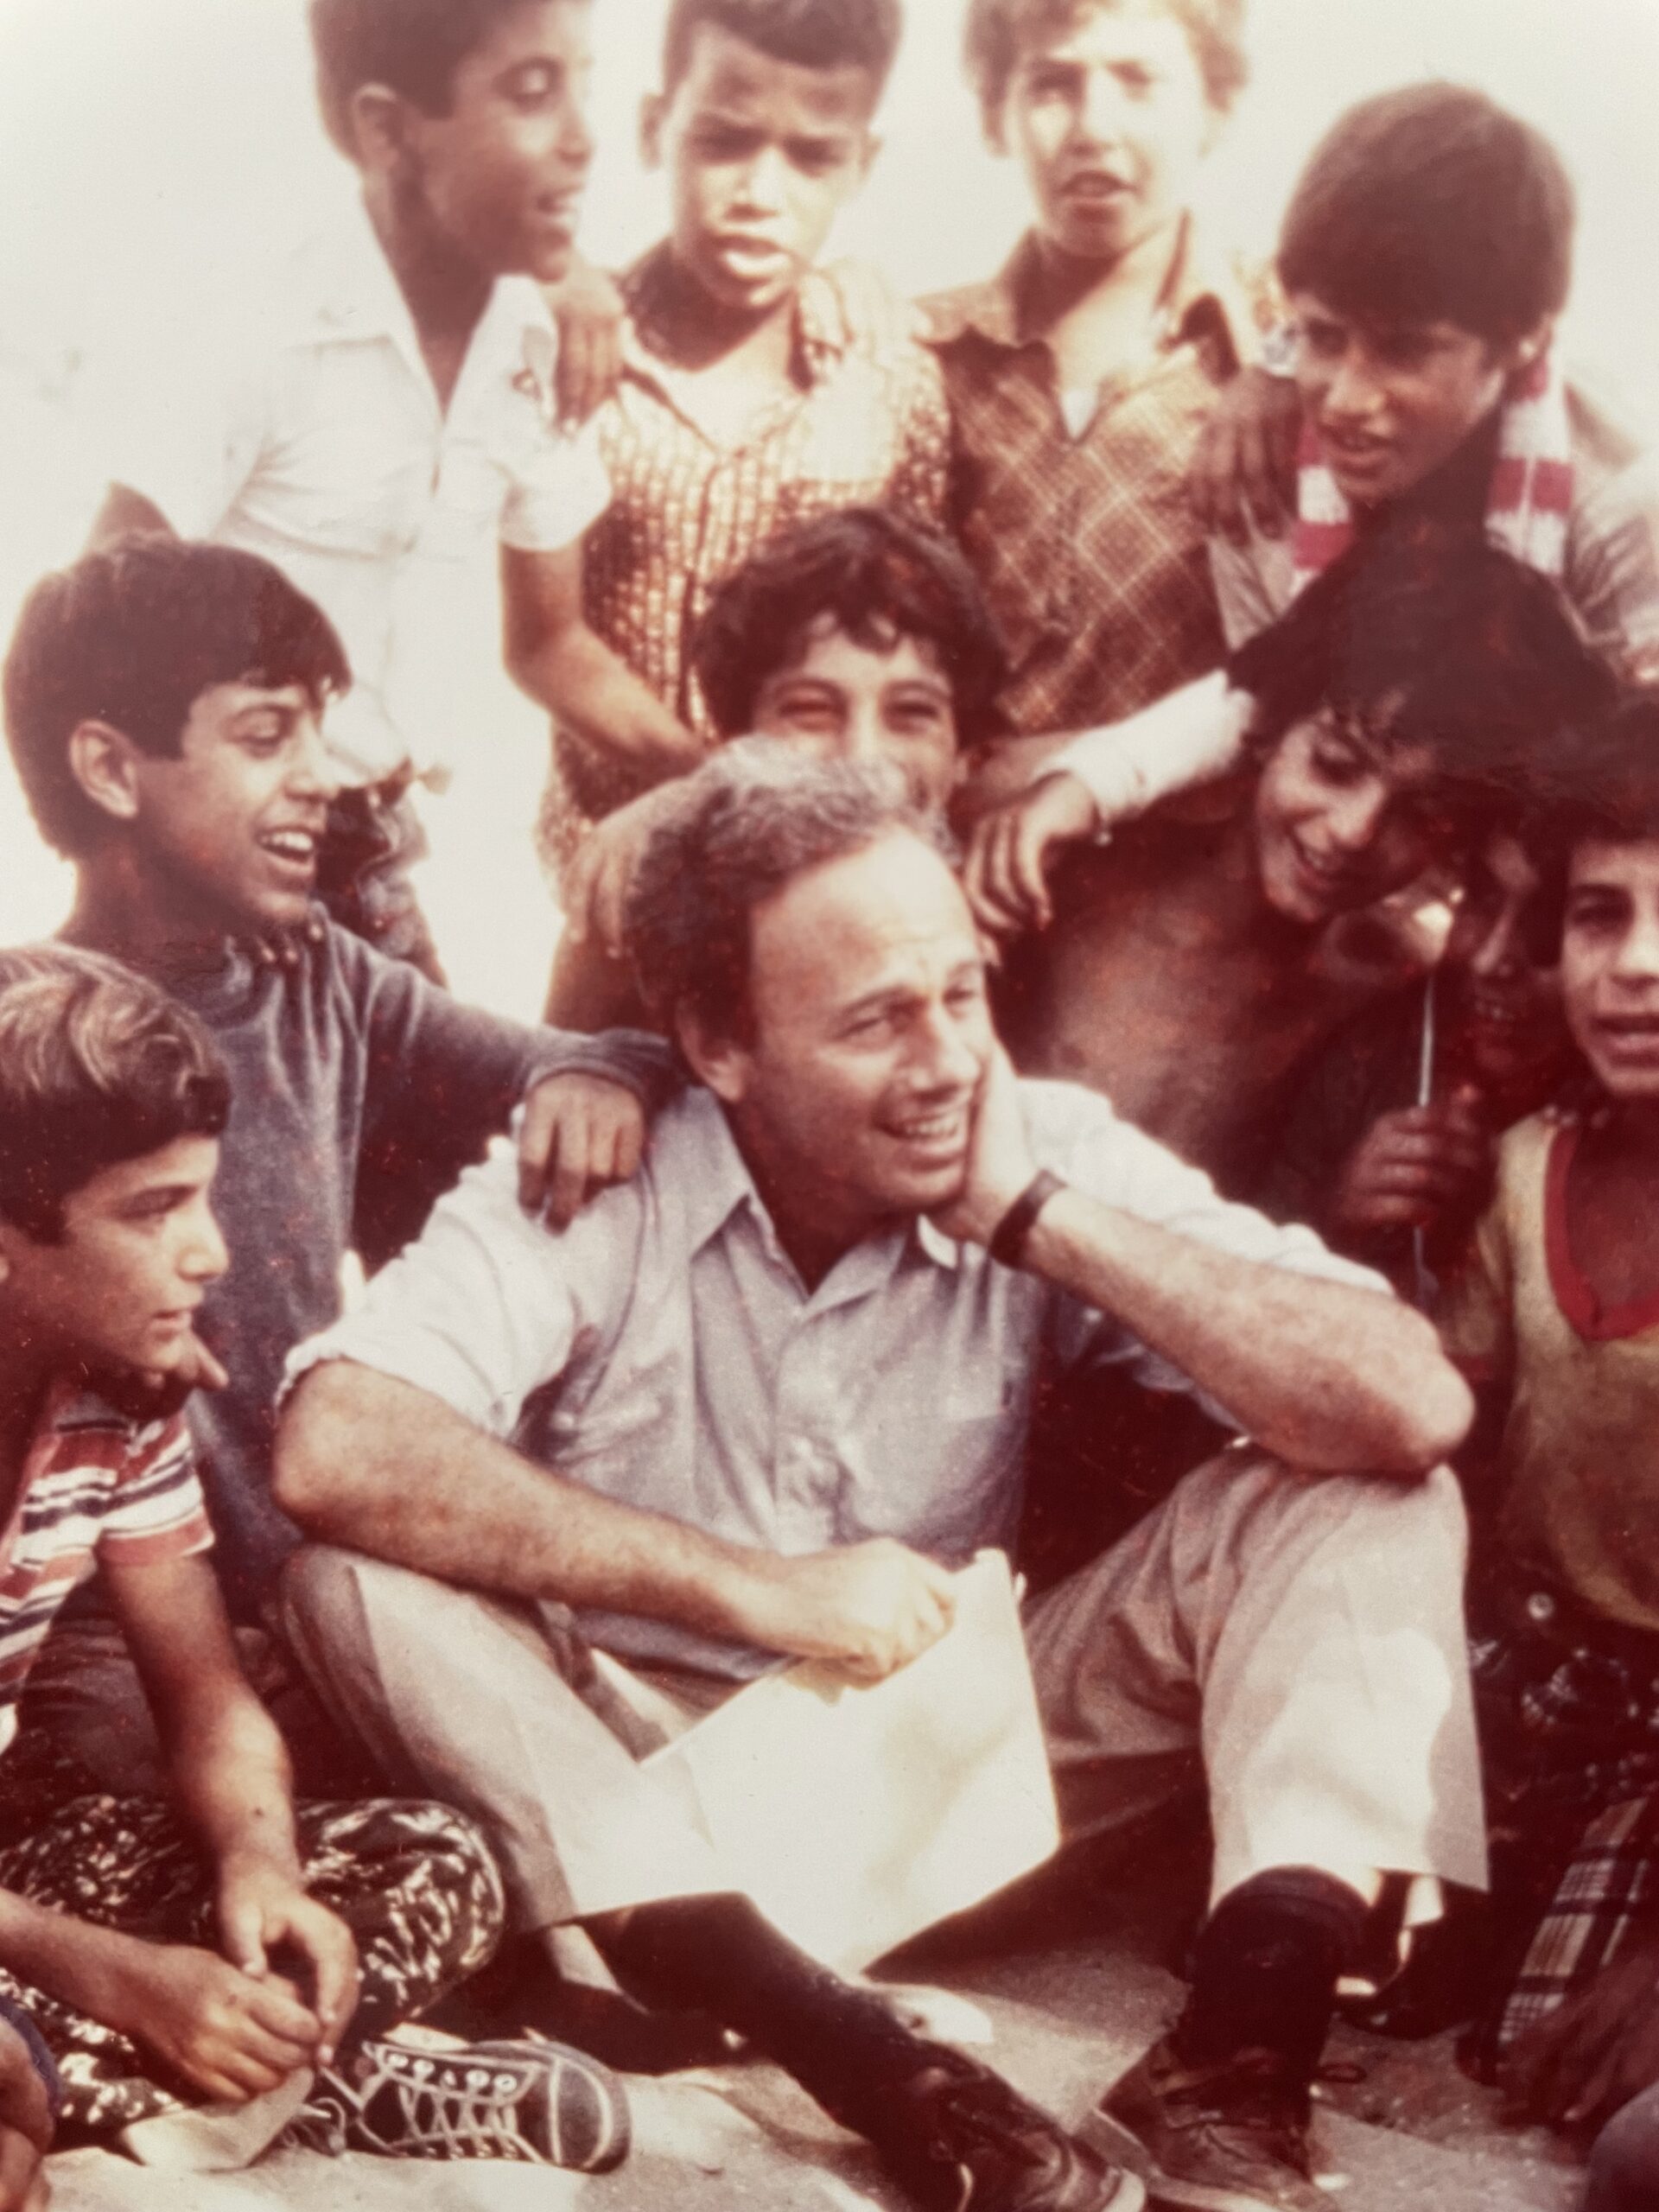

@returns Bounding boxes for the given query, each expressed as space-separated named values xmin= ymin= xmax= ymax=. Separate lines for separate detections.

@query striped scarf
xmin=1291 ymin=351 xmax=1574 ymax=594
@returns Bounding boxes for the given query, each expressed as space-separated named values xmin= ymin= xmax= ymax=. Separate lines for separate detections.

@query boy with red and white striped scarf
xmin=967 ymin=83 xmax=1659 ymax=933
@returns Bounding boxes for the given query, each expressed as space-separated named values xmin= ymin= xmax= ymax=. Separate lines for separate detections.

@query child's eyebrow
xmin=121 ymin=1182 xmax=193 ymax=1212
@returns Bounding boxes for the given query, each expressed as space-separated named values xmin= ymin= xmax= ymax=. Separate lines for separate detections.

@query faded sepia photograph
xmin=0 ymin=2 xmax=1657 ymax=2208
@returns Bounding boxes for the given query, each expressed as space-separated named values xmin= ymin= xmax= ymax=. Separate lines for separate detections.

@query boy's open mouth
xmin=258 ymin=829 xmax=321 ymax=874
xmin=1320 ymin=424 xmax=1394 ymax=474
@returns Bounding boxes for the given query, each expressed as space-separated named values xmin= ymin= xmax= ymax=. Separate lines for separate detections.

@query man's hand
xmin=518 ymin=1073 xmax=647 ymax=1230
xmin=1503 ymin=1942 xmax=1659 ymax=2132
xmin=963 ymin=772 xmax=1099 ymax=938
xmin=0 ymin=2020 xmax=52 ymax=2212
xmin=563 ymin=784 xmax=684 ymax=962
xmin=1326 ymin=1096 xmax=1492 ymax=1246
xmin=99 ymin=1934 xmax=323 ymax=2104
xmin=1186 ymin=364 xmax=1304 ymax=543
xmin=217 ymin=1856 xmax=359 ymax=2069
xmin=543 ymin=258 xmax=626 ymax=428
xmin=931 ymin=1043 xmax=1037 ymax=1252
xmin=733 ymin=1541 xmax=959 ymax=1683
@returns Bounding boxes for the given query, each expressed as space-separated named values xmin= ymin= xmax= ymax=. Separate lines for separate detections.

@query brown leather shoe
xmin=1084 ymin=2039 xmax=1338 ymax=2212
xmin=858 ymin=2041 xmax=1145 ymax=2212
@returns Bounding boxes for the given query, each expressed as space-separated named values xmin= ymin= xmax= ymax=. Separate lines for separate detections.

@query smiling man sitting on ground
xmin=274 ymin=747 xmax=1483 ymax=2212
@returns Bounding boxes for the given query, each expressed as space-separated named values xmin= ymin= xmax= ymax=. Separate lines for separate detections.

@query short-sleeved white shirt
xmin=288 ymin=1080 xmax=1388 ymax=1678
xmin=101 ymin=194 xmax=612 ymax=782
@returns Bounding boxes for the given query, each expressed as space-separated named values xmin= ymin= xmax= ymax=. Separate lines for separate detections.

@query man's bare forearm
xmin=276 ymin=1363 xmax=776 ymax=1638
xmin=1022 ymin=1187 xmax=1473 ymax=1476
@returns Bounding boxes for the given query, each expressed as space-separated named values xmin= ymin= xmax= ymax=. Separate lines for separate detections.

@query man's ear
xmin=67 ymin=720 xmax=144 ymax=827
xmin=640 ymin=92 xmax=667 ymax=169
xmin=676 ymin=1007 xmax=752 ymax=1104
xmin=346 ymin=82 xmax=415 ymax=175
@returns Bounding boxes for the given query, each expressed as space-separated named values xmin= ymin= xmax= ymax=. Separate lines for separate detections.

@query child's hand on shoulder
xmin=964 ymin=772 xmax=1101 ymax=939
xmin=518 ymin=1073 xmax=646 ymax=1231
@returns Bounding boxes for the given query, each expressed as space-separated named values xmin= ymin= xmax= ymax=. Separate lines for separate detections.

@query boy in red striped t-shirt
xmin=0 ymin=948 xmax=626 ymax=2172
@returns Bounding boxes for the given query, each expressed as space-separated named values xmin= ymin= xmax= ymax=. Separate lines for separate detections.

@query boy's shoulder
xmin=1491 ymin=1107 xmax=1569 ymax=1225
xmin=29 ymin=1375 xmax=187 ymax=1484
xmin=918 ymin=268 xmax=1020 ymax=352
xmin=920 ymin=226 xmax=1266 ymax=366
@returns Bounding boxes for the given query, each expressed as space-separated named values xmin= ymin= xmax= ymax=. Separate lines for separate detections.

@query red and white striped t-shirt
xmin=0 ymin=1380 xmax=213 ymax=1758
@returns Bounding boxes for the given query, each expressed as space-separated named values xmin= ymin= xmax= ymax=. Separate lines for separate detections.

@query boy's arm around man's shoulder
xmin=340 ymin=925 xmax=677 ymax=1232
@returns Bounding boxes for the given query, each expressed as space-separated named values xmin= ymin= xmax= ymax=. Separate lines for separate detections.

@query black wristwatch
xmin=988 ymin=1170 xmax=1066 ymax=1270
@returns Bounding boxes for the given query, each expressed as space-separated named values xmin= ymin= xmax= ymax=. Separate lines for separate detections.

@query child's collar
xmin=619 ymin=241 xmax=852 ymax=387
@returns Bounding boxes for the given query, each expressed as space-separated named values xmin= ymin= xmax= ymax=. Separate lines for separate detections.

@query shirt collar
xmin=924 ymin=214 xmax=1247 ymax=372
xmin=295 ymin=189 xmax=424 ymax=347
xmin=675 ymin=1088 xmax=967 ymax=1277
xmin=31 ymin=1375 xmax=143 ymax=1452
xmin=619 ymin=242 xmax=853 ymax=393
xmin=296 ymin=190 xmax=551 ymax=365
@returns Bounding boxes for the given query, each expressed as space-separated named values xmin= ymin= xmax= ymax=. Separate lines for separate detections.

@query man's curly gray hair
xmin=625 ymin=741 xmax=958 ymax=1047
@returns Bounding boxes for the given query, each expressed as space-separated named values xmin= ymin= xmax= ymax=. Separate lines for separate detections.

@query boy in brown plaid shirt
xmin=922 ymin=0 xmax=1253 ymax=767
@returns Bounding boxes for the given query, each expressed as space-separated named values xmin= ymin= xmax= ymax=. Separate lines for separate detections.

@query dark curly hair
xmin=694 ymin=506 xmax=1008 ymax=750
xmin=1230 ymin=517 xmax=1616 ymax=840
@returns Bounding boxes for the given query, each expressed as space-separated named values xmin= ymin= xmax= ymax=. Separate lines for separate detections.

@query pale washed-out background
xmin=2 ymin=0 xmax=1656 ymax=1016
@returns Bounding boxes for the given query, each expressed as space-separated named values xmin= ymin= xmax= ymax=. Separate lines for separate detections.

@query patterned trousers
xmin=1466 ymin=1593 xmax=1659 ymax=2075
xmin=0 ymin=1794 xmax=505 ymax=2137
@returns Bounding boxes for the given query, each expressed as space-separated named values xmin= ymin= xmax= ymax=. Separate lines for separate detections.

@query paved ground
xmin=48 ymin=1853 xmax=1588 ymax=2212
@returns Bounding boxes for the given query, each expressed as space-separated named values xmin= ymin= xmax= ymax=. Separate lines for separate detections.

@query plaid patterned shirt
xmin=922 ymin=228 xmax=1249 ymax=736
xmin=550 ymin=246 xmax=952 ymax=853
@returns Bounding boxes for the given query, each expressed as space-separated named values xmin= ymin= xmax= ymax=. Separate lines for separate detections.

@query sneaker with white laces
xmin=1084 ymin=2039 xmax=1338 ymax=2212
xmin=282 ymin=2034 xmax=629 ymax=2171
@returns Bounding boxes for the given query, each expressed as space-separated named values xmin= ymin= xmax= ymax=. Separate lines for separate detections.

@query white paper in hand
xmin=642 ymin=1549 xmax=1058 ymax=1972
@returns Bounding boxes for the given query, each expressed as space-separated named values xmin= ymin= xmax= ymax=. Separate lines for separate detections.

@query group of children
xmin=3 ymin=1 xmax=1659 ymax=2209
